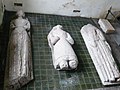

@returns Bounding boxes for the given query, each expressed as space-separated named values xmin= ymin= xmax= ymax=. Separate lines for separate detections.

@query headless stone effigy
xmin=47 ymin=25 xmax=78 ymax=70
xmin=4 ymin=10 xmax=33 ymax=90
xmin=80 ymin=24 xmax=120 ymax=85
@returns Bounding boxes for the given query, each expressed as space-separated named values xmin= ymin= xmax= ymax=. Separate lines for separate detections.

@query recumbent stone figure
xmin=4 ymin=10 xmax=33 ymax=90
xmin=80 ymin=24 xmax=120 ymax=85
xmin=47 ymin=25 xmax=78 ymax=70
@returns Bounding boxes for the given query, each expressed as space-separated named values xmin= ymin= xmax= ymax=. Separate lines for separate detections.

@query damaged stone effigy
xmin=4 ymin=10 xmax=33 ymax=90
xmin=80 ymin=24 xmax=120 ymax=85
xmin=47 ymin=25 xmax=78 ymax=70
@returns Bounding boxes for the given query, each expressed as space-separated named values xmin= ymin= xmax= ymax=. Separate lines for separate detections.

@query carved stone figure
xmin=80 ymin=24 xmax=120 ymax=85
xmin=47 ymin=25 xmax=78 ymax=70
xmin=4 ymin=10 xmax=33 ymax=90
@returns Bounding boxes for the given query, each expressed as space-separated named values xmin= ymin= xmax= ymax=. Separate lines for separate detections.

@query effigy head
xmin=16 ymin=10 xmax=25 ymax=17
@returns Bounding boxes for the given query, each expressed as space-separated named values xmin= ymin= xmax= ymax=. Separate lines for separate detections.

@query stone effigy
xmin=80 ymin=24 xmax=120 ymax=85
xmin=4 ymin=10 xmax=33 ymax=90
xmin=47 ymin=25 xmax=78 ymax=70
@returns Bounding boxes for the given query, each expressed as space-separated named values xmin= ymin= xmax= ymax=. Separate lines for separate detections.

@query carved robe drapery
xmin=4 ymin=10 xmax=33 ymax=90
xmin=81 ymin=24 xmax=120 ymax=85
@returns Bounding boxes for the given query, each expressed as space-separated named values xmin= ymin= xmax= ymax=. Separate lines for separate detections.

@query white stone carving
xmin=4 ymin=10 xmax=33 ymax=90
xmin=98 ymin=19 xmax=115 ymax=33
xmin=47 ymin=25 xmax=78 ymax=70
xmin=80 ymin=24 xmax=120 ymax=85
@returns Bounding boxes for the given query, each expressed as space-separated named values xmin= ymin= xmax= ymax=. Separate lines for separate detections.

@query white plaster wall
xmin=4 ymin=0 xmax=120 ymax=18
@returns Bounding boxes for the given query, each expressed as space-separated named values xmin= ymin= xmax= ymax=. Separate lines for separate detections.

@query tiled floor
xmin=0 ymin=11 xmax=120 ymax=90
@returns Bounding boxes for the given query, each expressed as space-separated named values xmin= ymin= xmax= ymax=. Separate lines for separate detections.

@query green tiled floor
xmin=27 ymin=14 xmax=102 ymax=90
xmin=1 ymin=11 xmax=120 ymax=90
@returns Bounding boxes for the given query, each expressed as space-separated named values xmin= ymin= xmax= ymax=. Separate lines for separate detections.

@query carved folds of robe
xmin=80 ymin=24 xmax=120 ymax=85
xmin=4 ymin=10 xmax=33 ymax=90
xmin=47 ymin=25 xmax=78 ymax=70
